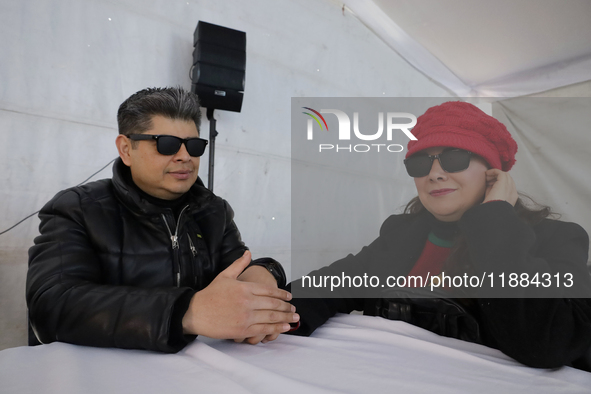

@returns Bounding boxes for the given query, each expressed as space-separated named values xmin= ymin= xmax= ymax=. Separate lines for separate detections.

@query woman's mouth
xmin=429 ymin=188 xmax=455 ymax=197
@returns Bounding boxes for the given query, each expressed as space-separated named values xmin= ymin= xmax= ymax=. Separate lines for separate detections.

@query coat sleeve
xmin=27 ymin=189 xmax=195 ymax=353
xmin=286 ymin=279 xmax=365 ymax=337
xmin=459 ymin=201 xmax=591 ymax=368
xmin=287 ymin=216 xmax=409 ymax=336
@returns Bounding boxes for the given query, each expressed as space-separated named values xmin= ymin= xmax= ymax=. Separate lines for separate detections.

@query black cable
xmin=74 ymin=158 xmax=116 ymax=187
xmin=0 ymin=211 xmax=41 ymax=236
xmin=0 ymin=157 xmax=117 ymax=235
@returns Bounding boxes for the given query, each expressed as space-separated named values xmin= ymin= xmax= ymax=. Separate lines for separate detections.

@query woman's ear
xmin=115 ymin=134 xmax=132 ymax=166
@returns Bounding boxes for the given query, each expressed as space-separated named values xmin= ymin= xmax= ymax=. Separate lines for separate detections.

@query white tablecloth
xmin=1 ymin=314 xmax=590 ymax=393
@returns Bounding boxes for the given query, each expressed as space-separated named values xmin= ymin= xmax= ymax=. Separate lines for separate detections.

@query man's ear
xmin=115 ymin=134 xmax=132 ymax=166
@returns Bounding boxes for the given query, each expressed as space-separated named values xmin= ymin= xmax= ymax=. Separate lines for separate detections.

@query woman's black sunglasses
xmin=128 ymin=134 xmax=208 ymax=157
xmin=404 ymin=149 xmax=473 ymax=178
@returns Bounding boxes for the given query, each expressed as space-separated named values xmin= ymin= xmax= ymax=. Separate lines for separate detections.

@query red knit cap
xmin=406 ymin=101 xmax=518 ymax=171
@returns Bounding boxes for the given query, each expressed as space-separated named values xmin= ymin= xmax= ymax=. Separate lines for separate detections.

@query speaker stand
xmin=206 ymin=108 xmax=218 ymax=191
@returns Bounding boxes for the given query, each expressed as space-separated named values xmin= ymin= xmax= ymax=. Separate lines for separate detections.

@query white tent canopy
xmin=1 ymin=0 xmax=590 ymax=351
xmin=346 ymin=0 xmax=591 ymax=97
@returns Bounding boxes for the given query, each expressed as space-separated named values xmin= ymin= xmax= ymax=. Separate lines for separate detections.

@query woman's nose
xmin=428 ymin=157 xmax=447 ymax=181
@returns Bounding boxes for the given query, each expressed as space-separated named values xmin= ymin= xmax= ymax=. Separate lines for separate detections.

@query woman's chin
xmin=427 ymin=207 xmax=464 ymax=222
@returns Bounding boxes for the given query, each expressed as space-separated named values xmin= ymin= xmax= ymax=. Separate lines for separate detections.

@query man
xmin=27 ymin=87 xmax=298 ymax=352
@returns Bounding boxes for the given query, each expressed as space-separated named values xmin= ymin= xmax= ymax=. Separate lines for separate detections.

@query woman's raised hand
xmin=483 ymin=169 xmax=518 ymax=206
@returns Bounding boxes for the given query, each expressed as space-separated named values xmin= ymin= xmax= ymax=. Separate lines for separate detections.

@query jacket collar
xmin=111 ymin=158 xmax=213 ymax=216
xmin=379 ymin=210 xmax=440 ymax=274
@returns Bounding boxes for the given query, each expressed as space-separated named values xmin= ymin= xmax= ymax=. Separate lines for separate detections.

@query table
xmin=1 ymin=314 xmax=590 ymax=393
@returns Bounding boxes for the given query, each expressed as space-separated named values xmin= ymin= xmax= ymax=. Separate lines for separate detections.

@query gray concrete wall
xmin=0 ymin=250 xmax=28 ymax=350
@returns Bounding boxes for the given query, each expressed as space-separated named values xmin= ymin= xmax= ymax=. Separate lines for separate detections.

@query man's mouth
xmin=168 ymin=170 xmax=192 ymax=180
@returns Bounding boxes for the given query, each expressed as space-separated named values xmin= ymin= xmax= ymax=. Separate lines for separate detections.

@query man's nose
xmin=173 ymin=142 xmax=191 ymax=161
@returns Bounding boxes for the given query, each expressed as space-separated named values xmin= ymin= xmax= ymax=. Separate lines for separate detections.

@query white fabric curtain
xmin=492 ymin=97 xmax=591 ymax=262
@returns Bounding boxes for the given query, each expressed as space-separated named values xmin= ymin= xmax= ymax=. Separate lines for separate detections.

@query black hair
xmin=117 ymin=86 xmax=201 ymax=137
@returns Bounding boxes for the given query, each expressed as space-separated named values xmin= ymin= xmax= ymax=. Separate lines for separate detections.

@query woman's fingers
xmin=483 ymin=169 xmax=518 ymax=206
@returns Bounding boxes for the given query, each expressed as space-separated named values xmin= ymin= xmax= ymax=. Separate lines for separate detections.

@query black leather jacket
xmin=27 ymin=158 xmax=266 ymax=352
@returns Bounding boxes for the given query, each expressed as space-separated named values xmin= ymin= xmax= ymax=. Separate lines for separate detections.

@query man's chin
xmin=168 ymin=184 xmax=195 ymax=198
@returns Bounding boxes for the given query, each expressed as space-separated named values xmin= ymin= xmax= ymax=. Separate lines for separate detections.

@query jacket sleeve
xmin=459 ymin=201 xmax=591 ymax=368
xmin=287 ymin=216 xmax=406 ymax=336
xmin=27 ymin=189 xmax=195 ymax=353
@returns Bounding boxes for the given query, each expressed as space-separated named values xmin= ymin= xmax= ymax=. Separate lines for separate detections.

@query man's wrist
xmin=180 ymin=291 xmax=199 ymax=336
xmin=238 ymin=265 xmax=277 ymax=286
xmin=246 ymin=258 xmax=287 ymax=288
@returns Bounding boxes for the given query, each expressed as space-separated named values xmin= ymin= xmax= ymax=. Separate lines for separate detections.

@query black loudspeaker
xmin=191 ymin=21 xmax=246 ymax=112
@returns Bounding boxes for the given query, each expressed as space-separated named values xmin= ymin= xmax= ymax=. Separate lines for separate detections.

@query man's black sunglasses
xmin=404 ymin=149 xmax=473 ymax=178
xmin=128 ymin=134 xmax=208 ymax=157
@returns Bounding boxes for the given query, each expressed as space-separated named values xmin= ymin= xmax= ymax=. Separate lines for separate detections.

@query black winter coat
xmin=27 ymin=159 xmax=248 ymax=352
xmin=288 ymin=201 xmax=591 ymax=369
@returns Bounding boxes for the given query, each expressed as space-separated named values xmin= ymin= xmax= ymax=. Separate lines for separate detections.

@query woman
xmin=288 ymin=101 xmax=591 ymax=370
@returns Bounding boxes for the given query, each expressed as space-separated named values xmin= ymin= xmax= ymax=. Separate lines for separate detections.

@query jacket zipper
xmin=161 ymin=205 xmax=190 ymax=287
xmin=187 ymin=234 xmax=198 ymax=286
xmin=187 ymin=234 xmax=197 ymax=257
